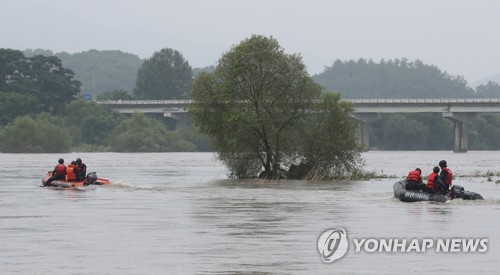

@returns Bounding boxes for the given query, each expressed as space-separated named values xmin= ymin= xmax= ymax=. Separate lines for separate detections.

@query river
xmin=1 ymin=151 xmax=499 ymax=274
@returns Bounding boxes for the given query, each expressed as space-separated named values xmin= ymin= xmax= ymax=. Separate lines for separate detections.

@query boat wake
xmin=108 ymin=181 xmax=171 ymax=192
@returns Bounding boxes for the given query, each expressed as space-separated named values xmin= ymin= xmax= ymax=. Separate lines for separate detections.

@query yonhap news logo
xmin=317 ymin=228 xmax=349 ymax=263
xmin=317 ymin=228 xmax=488 ymax=263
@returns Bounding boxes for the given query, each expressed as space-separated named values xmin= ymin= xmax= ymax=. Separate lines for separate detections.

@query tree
xmin=313 ymin=58 xmax=474 ymax=98
xmin=108 ymin=113 xmax=196 ymax=152
xmin=0 ymin=115 xmax=71 ymax=153
xmin=134 ymin=48 xmax=192 ymax=99
xmin=63 ymin=99 xmax=125 ymax=146
xmin=54 ymin=50 xmax=143 ymax=97
xmin=0 ymin=92 xmax=40 ymax=125
xmin=0 ymin=49 xmax=80 ymax=113
xmin=191 ymin=35 xmax=360 ymax=179
xmin=97 ymin=89 xmax=135 ymax=100
xmin=475 ymin=81 xmax=500 ymax=98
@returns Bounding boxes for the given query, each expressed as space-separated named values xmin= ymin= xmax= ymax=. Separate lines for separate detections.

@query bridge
xmin=97 ymin=98 xmax=500 ymax=152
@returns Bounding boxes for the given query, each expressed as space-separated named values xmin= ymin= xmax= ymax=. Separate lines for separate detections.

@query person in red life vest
xmin=405 ymin=168 xmax=425 ymax=190
xmin=75 ymin=158 xmax=87 ymax=181
xmin=439 ymin=160 xmax=453 ymax=192
xmin=426 ymin=166 xmax=446 ymax=194
xmin=45 ymin=158 xmax=66 ymax=185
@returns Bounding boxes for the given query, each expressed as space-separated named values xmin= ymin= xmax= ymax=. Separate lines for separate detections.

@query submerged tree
xmin=190 ymin=35 xmax=361 ymax=179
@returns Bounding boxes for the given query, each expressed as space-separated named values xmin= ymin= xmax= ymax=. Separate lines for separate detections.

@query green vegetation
xmin=314 ymin=58 xmax=474 ymax=98
xmin=1 ymin=49 xmax=80 ymax=113
xmin=108 ymin=113 xmax=197 ymax=152
xmin=314 ymin=58 xmax=500 ymax=150
xmin=25 ymin=49 xmax=142 ymax=98
xmin=4 ymin=41 xmax=500 ymax=154
xmin=191 ymin=35 xmax=361 ymax=179
xmin=134 ymin=48 xmax=192 ymax=99
xmin=0 ymin=115 xmax=71 ymax=153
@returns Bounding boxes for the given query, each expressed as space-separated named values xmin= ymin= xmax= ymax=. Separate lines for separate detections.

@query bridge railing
xmin=346 ymin=98 xmax=500 ymax=104
xmin=97 ymin=98 xmax=500 ymax=105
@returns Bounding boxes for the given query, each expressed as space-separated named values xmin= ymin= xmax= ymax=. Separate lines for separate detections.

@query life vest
xmin=406 ymin=170 xmax=421 ymax=182
xmin=65 ymin=164 xmax=77 ymax=181
xmin=441 ymin=167 xmax=453 ymax=185
xmin=426 ymin=172 xmax=439 ymax=190
xmin=55 ymin=164 xmax=66 ymax=176
xmin=75 ymin=163 xmax=87 ymax=176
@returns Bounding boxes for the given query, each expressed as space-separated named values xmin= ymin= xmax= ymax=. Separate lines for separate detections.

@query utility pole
xmin=92 ymin=64 xmax=96 ymax=101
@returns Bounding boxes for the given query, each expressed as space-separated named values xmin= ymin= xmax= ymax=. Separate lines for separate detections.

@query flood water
xmin=1 ymin=151 xmax=499 ymax=274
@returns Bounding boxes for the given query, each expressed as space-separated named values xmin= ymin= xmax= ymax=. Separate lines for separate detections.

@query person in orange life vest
xmin=426 ymin=166 xmax=446 ymax=194
xmin=405 ymin=168 xmax=425 ymax=190
xmin=66 ymin=161 xmax=77 ymax=181
xmin=439 ymin=160 xmax=453 ymax=192
xmin=75 ymin=158 xmax=87 ymax=181
xmin=45 ymin=158 xmax=66 ymax=185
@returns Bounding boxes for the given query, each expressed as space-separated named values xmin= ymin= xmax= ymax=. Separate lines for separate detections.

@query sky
xmin=1 ymin=0 xmax=499 ymax=83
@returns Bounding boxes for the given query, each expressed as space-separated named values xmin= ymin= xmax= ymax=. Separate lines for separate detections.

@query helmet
xmin=415 ymin=168 xmax=421 ymax=174
xmin=58 ymin=158 xmax=64 ymax=164
xmin=433 ymin=166 xmax=440 ymax=173
xmin=76 ymin=158 xmax=82 ymax=164
xmin=439 ymin=160 xmax=447 ymax=168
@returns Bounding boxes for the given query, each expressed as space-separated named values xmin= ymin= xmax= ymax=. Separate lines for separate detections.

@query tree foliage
xmin=368 ymin=113 xmax=454 ymax=150
xmin=0 ymin=48 xmax=80 ymax=113
xmin=26 ymin=49 xmax=142 ymax=98
xmin=314 ymin=58 xmax=474 ymax=98
xmin=108 ymin=113 xmax=197 ymax=152
xmin=191 ymin=35 xmax=360 ymax=179
xmin=0 ymin=115 xmax=71 ymax=153
xmin=134 ymin=48 xmax=192 ymax=99
xmin=0 ymin=92 xmax=40 ymax=125
xmin=97 ymin=89 xmax=135 ymax=100
xmin=475 ymin=81 xmax=500 ymax=98
xmin=63 ymin=99 xmax=125 ymax=146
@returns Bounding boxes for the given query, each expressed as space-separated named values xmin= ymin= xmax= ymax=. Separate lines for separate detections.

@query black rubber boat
xmin=393 ymin=180 xmax=483 ymax=202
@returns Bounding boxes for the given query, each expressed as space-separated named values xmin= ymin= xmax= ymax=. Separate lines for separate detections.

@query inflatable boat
xmin=393 ymin=180 xmax=483 ymax=202
xmin=41 ymin=171 xmax=111 ymax=188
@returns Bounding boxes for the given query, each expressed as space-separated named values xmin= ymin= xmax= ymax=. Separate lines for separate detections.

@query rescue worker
xmin=426 ymin=166 xmax=446 ymax=194
xmin=45 ymin=158 xmax=66 ymax=185
xmin=405 ymin=168 xmax=425 ymax=190
xmin=439 ymin=160 xmax=453 ymax=192
xmin=66 ymin=161 xmax=77 ymax=181
xmin=75 ymin=158 xmax=87 ymax=181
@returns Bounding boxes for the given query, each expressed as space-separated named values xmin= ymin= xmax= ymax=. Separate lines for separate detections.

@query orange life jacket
xmin=66 ymin=164 xmax=77 ymax=181
xmin=406 ymin=170 xmax=421 ymax=182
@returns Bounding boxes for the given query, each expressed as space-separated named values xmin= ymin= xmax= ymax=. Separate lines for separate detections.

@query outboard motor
xmin=84 ymin=172 xmax=98 ymax=186
xmin=450 ymin=185 xmax=465 ymax=200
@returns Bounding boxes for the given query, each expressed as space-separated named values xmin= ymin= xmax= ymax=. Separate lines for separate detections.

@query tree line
xmin=314 ymin=58 xmax=500 ymax=150
xmin=4 ymin=41 xmax=500 ymax=155
xmin=0 ymin=49 xmax=209 ymax=153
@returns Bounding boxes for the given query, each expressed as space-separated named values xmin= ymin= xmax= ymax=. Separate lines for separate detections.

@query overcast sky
xmin=1 ymin=0 xmax=499 ymax=83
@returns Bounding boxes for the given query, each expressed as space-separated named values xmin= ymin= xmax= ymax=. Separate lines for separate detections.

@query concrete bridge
xmin=97 ymin=98 xmax=500 ymax=152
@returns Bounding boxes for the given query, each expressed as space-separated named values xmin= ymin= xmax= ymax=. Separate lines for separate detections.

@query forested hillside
xmin=313 ymin=58 xmax=475 ymax=98
xmin=25 ymin=49 xmax=142 ymax=97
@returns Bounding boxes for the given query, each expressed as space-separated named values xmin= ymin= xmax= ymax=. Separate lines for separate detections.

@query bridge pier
xmin=442 ymin=112 xmax=476 ymax=153
xmin=354 ymin=113 xmax=379 ymax=151
xmin=164 ymin=112 xmax=190 ymax=130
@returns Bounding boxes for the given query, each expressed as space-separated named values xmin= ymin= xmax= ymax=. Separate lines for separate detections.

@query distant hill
xmin=24 ymin=49 xmax=143 ymax=98
xmin=313 ymin=58 xmax=474 ymax=99
xmin=470 ymin=73 xmax=500 ymax=88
